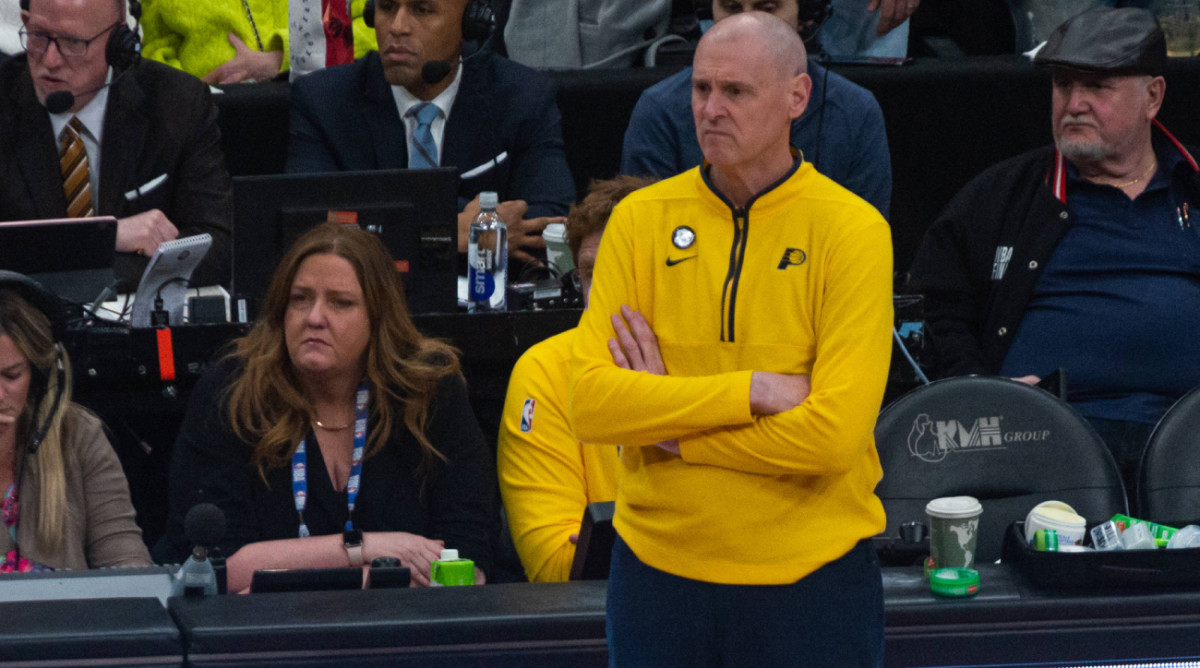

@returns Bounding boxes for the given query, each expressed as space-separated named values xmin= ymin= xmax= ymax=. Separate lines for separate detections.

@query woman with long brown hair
xmin=0 ymin=272 xmax=150 ymax=571
xmin=154 ymin=224 xmax=496 ymax=590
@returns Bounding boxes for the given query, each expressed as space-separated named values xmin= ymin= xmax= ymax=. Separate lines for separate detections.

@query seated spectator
xmin=0 ymin=272 xmax=152 ymax=571
xmin=286 ymin=0 xmax=575 ymax=268
xmin=621 ymin=0 xmax=892 ymax=218
xmin=502 ymin=0 xmax=670 ymax=69
xmin=0 ymin=0 xmax=232 ymax=290
xmin=497 ymin=174 xmax=652 ymax=583
xmin=907 ymin=8 xmax=1200 ymax=490
xmin=1 ymin=0 xmax=23 ymax=56
xmin=154 ymin=223 xmax=497 ymax=591
xmin=821 ymin=0 xmax=914 ymax=59
xmin=289 ymin=0 xmax=379 ymax=79
xmin=141 ymin=0 xmax=377 ymax=84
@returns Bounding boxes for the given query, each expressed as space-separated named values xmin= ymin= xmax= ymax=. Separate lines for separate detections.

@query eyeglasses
xmin=19 ymin=22 xmax=121 ymax=58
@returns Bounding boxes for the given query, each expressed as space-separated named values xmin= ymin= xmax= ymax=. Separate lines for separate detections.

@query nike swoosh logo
xmin=666 ymin=256 xmax=697 ymax=267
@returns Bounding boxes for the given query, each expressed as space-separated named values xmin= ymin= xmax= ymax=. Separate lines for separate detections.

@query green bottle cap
xmin=930 ymin=568 xmax=980 ymax=597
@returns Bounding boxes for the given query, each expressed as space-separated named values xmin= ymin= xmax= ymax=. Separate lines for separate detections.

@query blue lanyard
xmin=292 ymin=382 xmax=370 ymax=539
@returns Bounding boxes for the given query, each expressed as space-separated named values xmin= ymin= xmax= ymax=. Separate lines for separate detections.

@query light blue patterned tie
xmin=407 ymin=102 xmax=441 ymax=169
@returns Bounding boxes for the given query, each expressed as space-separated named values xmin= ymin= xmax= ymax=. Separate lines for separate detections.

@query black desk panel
xmin=170 ymin=582 xmax=607 ymax=667
xmin=0 ymin=597 xmax=182 ymax=667
xmin=884 ymin=565 xmax=1200 ymax=667
xmin=165 ymin=567 xmax=1200 ymax=668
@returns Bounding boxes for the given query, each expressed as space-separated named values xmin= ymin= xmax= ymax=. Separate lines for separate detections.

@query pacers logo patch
xmin=777 ymin=248 xmax=807 ymax=270
xmin=520 ymin=398 xmax=536 ymax=432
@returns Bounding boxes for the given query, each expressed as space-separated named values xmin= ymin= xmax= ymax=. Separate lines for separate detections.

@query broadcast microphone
xmin=172 ymin=503 xmax=226 ymax=597
xmin=420 ymin=38 xmax=486 ymax=86
xmin=45 ymin=86 xmax=99 ymax=115
xmin=421 ymin=60 xmax=453 ymax=86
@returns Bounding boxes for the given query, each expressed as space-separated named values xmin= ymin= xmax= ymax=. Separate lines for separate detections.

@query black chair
xmin=874 ymin=376 xmax=1127 ymax=564
xmin=1138 ymin=385 xmax=1200 ymax=524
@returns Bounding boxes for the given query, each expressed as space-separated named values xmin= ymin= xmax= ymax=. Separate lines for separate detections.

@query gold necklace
xmin=1101 ymin=158 xmax=1158 ymax=189
xmin=313 ymin=417 xmax=353 ymax=431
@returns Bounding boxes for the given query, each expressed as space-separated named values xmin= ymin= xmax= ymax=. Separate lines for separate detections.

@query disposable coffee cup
xmin=925 ymin=496 xmax=983 ymax=574
xmin=543 ymin=223 xmax=574 ymax=275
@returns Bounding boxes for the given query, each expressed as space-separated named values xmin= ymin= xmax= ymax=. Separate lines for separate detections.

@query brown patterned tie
xmin=59 ymin=116 xmax=94 ymax=218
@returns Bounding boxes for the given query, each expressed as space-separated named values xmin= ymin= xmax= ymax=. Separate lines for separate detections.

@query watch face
xmin=343 ymin=528 xmax=363 ymax=547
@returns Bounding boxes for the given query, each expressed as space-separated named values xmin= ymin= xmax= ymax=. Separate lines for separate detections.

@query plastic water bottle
xmin=467 ymin=191 xmax=507 ymax=312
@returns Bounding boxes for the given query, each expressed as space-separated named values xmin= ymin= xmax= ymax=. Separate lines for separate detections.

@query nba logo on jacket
xmin=520 ymin=398 xmax=536 ymax=432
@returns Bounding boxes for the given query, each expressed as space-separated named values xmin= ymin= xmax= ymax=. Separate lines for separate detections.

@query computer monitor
xmin=0 ymin=216 xmax=118 ymax=306
xmin=232 ymin=168 xmax=459 ymax=319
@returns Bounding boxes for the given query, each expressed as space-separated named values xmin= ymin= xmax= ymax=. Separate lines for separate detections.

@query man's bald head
xmin=699 ymin=11 xmax=807 ymax=81
xmin=692 ymin=11 xmax=812 ymax=205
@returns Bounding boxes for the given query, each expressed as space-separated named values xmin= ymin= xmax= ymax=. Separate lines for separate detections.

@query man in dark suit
xmin=286 ymin=0 xmax=575 ymax=266
xmin=0 ymin=0 xmax=232 ymax=290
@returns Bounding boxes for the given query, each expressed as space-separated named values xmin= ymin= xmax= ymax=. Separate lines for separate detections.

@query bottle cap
xmin=930 ymin=568 xmax=980 ymax=597
xmin=479 ymin=191 xmax=499 ymax=210
xmin=439 ymin=548 xmax=459 ymax=561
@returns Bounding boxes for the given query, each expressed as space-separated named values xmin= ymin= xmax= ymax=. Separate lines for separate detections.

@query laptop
xmin=0 ymin=217 xmax=118 ymax=305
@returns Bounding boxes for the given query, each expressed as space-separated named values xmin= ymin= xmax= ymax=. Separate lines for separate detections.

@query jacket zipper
xmin=721 ymin=208 xmax=749 ymax=342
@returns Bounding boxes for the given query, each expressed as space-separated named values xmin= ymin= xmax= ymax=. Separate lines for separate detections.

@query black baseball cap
xmin=1034 ymin=7 xmax=1167 ymax=77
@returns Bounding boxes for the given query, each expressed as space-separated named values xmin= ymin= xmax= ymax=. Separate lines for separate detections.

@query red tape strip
xmin=156 ymin=327 xmax=176 ymax=382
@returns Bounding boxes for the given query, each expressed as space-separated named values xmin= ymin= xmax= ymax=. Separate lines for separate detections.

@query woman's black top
xmin=153 ymin=358 xmax=498 ymax=577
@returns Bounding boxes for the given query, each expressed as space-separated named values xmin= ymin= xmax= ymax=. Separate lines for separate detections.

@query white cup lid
xmin=926 ymin=496 xmax=983 ymax=519
xmin=440 ymin=548 xmax=459 ymax=561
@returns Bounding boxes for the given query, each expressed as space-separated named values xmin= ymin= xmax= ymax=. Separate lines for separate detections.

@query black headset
xmin=0 ymin=271 xmax=68 ymax=455
xmin=363 ymin=0 xmax=494 ymax=45
xmin=20 ymin=0 xmax=142 ymax=72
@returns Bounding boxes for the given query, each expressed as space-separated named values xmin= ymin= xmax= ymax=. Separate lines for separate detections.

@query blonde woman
xmin=0 ymin=272 xmax=151 ymax=572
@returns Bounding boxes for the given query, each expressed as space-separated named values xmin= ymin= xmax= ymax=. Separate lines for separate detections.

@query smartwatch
xmin=343 ymin=527 xmax=364 ymax=566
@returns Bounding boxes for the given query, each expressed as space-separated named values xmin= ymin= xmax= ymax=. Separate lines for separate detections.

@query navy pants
xmin=606 ymin=534 xmax=884 ymax=668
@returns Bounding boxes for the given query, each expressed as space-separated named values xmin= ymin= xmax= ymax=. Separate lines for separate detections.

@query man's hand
xmin=609 ymin=304 xmax=667 ymax=375
xmin=458 ymin=194 xmax=561 ymax=266
xmin=749 ymin=372 xmax=812 ymax=416
xmin=202 ymin=34 xmax=284 ymax=85
xmin=609 ymin=305 xmax=680 ymax=454
xmin=116 ymin=209 xmax=179 ymax=257
xmin=869 ymin=0 xmax=918 ymax=37
xmin=1011 ymin=375 xmax=1041 ymax=386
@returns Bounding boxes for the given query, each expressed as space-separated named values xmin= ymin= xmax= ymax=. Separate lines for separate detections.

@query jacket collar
xmin=1050 ymin=120 xmax=1198 ymax=203
xmin=700 ymin=146 xmax=805 ymax=212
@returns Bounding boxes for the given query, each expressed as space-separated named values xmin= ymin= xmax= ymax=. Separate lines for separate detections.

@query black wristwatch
xmin=343 ymin=527 xmax=364 ymax=566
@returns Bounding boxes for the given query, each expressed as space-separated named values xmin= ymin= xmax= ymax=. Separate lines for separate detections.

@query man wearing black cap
xmin=908 ymin=7 xmax=1200 ymax=489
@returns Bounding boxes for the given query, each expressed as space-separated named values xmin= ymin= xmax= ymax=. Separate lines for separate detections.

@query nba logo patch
xmin=520 ymin=398 xmax=536 ymax=432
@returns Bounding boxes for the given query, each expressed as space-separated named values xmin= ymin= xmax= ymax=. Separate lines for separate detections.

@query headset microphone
xmin=44 ymin=86 xmax=97 ymax=115
xmin=421 ymin=60 xmax=453 ymax=86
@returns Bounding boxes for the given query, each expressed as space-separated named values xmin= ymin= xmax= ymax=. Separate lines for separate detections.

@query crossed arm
xmin=606 ymin=304 xmax=812 ymax=455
